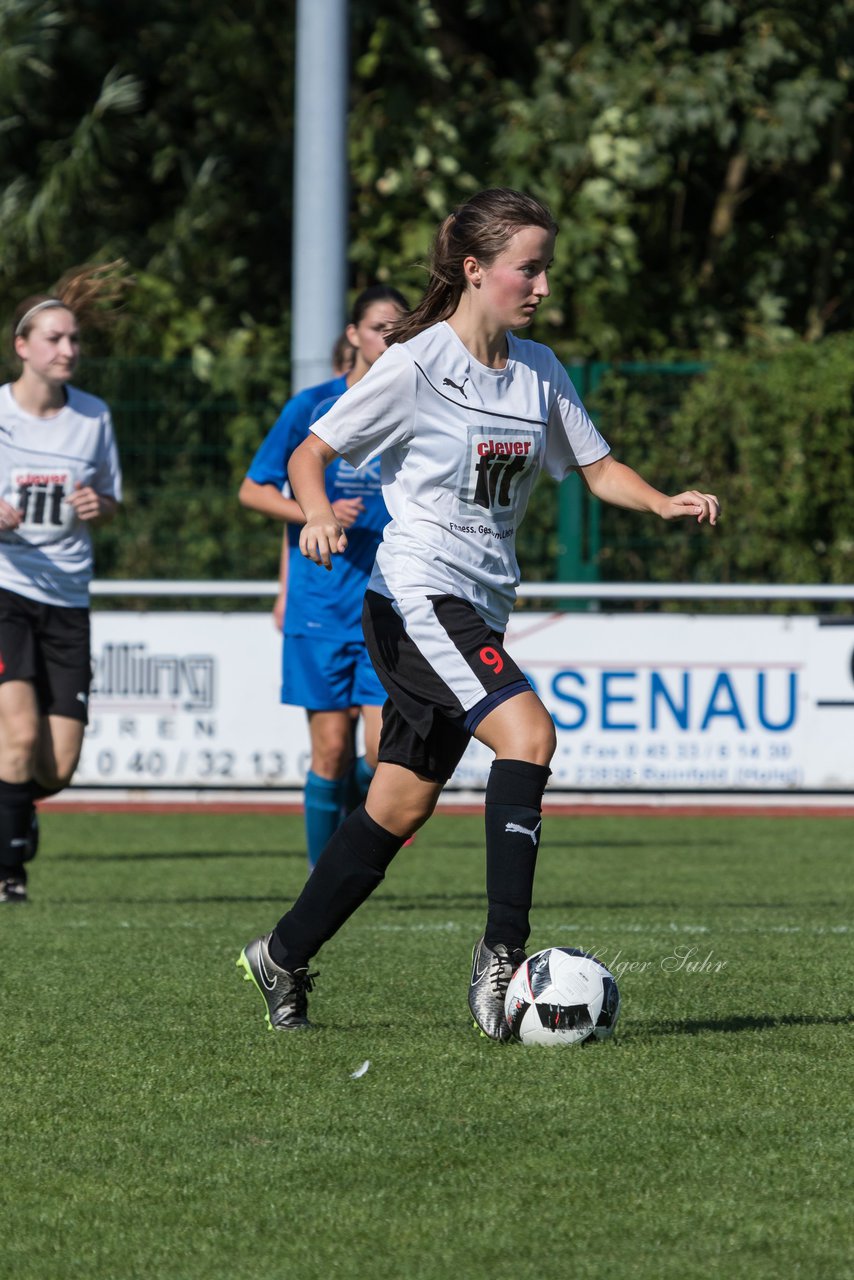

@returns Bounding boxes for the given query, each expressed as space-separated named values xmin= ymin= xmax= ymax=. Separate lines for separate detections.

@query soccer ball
xmin=504 ymin=947 xmax=621 ymax=1046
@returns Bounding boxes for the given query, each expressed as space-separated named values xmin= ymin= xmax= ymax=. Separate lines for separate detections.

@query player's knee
xmin=310 ymin=745 xmax=352 ymax=779
xmin=366 ymin=790 xmax=437 ymax=839
xmin=510 ymin=717 xmax=557 ymax=767
xmin=309 ymin=726 xmax=354 ymax=779
xmin=36 ymin=762 xmax=74 ymax=793
xmin=400 ymin=794 xmax=437 ymax=834
xmin=541 ymin=718 xmax=558 ymax=763
xmin=0 ymin=721 xmax=39 ymax=777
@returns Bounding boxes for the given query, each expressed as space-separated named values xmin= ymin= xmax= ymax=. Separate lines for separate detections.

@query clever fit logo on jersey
xmin=10 ymin=468 xmax=73 ymax=529
xmin=458 ymin=428 xmax=537 ymax=518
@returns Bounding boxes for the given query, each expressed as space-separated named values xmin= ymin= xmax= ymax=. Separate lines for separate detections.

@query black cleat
xmin=0 ymin=877 xmax=28 ymax=904
xmin=237 ymin=933 xmax=316 ymax=1031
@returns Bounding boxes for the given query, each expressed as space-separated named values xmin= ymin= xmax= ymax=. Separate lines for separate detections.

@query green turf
xmin=2 ymin=811 xmax=852 ymax=1280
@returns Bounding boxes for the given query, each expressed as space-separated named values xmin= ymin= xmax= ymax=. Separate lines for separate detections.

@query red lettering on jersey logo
xmin=479 ymin=646 xmax=504 ymax=674
xmin=11 ymin=468 xmax=71 ymax=528
xmin=468 ymin=434 xmax=535 ymax=511
xmin=0 ymin=653 xmax=5 ymax=674
xmin=476 ymin=439 xmax=531 ymax=457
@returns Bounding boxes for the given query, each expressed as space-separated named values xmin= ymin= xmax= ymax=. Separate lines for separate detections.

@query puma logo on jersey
xmin=442 ymin=377 xmax=469 ymax=399
xmin=505 ymin=819 xmax=542 ymax=846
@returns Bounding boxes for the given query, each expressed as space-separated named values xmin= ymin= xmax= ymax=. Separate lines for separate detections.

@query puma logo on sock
xmin=504 ymin=820 xmax=541 ymax=846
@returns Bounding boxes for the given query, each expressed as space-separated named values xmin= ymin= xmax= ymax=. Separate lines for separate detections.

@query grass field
xmin=2 ymin=809 xmax=852 ymax=1280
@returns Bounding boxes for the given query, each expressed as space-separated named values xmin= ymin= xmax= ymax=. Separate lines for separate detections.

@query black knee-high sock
xmin=483 ymin=759 xmax=550 ymax=952
xmin=0 ymin=779 xmax=37 ymax=879
xmin=26 ymin=782 xmax=62 ymax=865
xmin=270 ymin=804 xmax=406 ymax=970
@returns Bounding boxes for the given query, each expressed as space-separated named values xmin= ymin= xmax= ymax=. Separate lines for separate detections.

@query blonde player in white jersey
xmin=0 ymin=265 xmax=125 ymax=902
xmin=238 ymin=188 xmax=720 ymax=1039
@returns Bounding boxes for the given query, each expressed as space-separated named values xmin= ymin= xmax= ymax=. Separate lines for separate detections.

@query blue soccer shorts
xmin=281 ymin=633 xmax=386 ymax=710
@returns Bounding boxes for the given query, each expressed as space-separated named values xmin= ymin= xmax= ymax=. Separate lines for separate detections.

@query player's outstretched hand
xmin=0 ymin=497 xmax=22 ymax=531
xmin=332 ymin=497 xmax=365 ymax=529
xmin=661 ymin=491 xmax=720 ymax=525
xmin=300 ymin=518 xmax=348 ymax=569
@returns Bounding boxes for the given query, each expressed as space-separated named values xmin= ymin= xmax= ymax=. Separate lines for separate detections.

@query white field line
xmin=371 ymin=921 xmax=849 ymax=936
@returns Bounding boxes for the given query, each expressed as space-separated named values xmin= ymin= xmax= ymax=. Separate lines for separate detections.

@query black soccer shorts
xmin=0 ymin=587 xmax=92 ymax=722
xmin=362 ymin=589 xmax=531 ymax=783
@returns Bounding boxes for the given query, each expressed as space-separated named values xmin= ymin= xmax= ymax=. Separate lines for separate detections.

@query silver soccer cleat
xmin=468 ymin=936 xmax=526 ymax=1042
xmin=0 ymin=877 xmax=27 ymax=904
xmin=237 ymin=933 xmax=316 ymax=1031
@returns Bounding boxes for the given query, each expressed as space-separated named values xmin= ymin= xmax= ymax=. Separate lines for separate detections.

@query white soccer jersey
xmin=0 ymin=383 xmax=122 ymax=607
xmin=310 ymin=321 xmax=610 ymax=630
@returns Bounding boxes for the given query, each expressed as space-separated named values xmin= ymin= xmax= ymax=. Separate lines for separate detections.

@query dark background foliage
xmin=1 ymin=1 xmax=852 ymax=592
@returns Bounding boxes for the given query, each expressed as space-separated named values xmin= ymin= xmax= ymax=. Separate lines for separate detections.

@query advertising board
xmin=73 ymin=611 xmax=854 ymax=792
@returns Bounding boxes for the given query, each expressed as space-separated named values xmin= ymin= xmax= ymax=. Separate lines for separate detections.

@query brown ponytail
xmin=11 ymin=259 xmax=134 ymax=344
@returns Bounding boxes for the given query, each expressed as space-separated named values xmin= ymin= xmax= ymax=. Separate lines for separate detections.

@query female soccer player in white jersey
xmin=0 ymin=266 xmax=125 ymax=902
xmin=238 ymin=188 xmax=719 ymax=1039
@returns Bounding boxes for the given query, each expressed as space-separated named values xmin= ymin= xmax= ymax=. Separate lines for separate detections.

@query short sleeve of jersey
xmin=246 ymin=377 xmax=346 ymax=489
xmin=544 ymin=355 xmax=611 ymax=480
xmin=309 ymin=395 xmax=339 ymax=427
xmin=92 ymin=408 xmax=123 ymax=502
xmin=246 ymin=404 xmax=304 ymax=490
xmin=309 ymin=345 xmax=416 ymax=468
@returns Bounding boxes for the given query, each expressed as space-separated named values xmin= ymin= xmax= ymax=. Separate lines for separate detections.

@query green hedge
xmin=587 ymin=335 xmax=854 ymax=608
xmin=6 ymin=338 xmax=851 ymax=607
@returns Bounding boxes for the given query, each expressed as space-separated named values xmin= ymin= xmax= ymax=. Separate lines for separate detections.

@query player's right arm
xmin=288 ymin=434 xmax=347 ymax=570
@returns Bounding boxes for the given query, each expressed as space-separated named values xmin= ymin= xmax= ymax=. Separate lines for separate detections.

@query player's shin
xmin=0 ymin=779 xmax=37 ymax=879
xmin=483 ymin=759 xmax=551 ymax=952
xmin=304 ymin=771 xmax=348 ymax=869
xmin=269 ymin=803 xmax=405 ymax=970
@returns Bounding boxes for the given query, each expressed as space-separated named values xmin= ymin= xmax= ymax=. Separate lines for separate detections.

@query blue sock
xmin=304 ymin=772 xmax=348 ymax=870
xmin=341 ymin=755 xmax=375 ymax=817
xmin=353 ymin=756 xmax=375 ymax=803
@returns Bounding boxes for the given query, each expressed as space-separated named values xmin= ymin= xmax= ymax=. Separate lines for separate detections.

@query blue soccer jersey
xmin=246 ymin=379 xmax=390 ymax=642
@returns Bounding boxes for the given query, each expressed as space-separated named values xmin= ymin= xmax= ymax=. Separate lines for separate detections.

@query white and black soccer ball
xmin=504 ymin=947 xmax=621 ymax=1046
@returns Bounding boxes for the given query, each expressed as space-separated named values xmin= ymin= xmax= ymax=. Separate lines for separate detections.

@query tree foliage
xmin=0 ymin=1 xmax=852 ymax=586
xmin=2 ymin=1 xmax=852 ymax=359
xmin=591 ymin=334 xmax=854 ymax=603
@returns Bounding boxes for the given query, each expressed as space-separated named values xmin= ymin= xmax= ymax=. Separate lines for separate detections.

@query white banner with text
xmin=73 ymin=611 xmax=854 ymax=792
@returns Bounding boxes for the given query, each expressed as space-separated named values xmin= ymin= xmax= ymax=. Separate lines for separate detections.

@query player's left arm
xmin=66 ymin=482 xmax=119 ymax=523
xmin=579 ymin=455 xmax=720 ymax=525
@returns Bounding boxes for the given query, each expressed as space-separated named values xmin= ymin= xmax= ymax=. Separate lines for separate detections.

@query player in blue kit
xmin=270 ymin=332 xmax=354 ymax=632
xmin=237 ymin=189 xmax=719 ymax=1038
xmin=239 ymin=285 xmax=408 ymax=868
